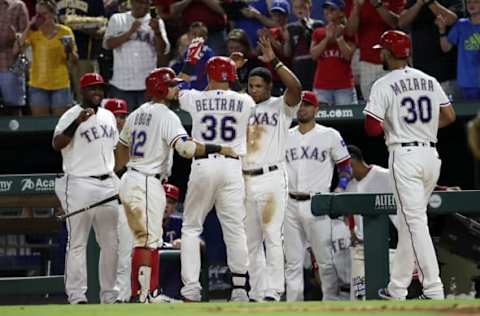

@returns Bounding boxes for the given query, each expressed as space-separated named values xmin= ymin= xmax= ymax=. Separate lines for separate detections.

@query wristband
xmin=205 ymin=143 xmax=222 ymax=155
xmin=338 ymin=176 xmax=350 ymax=190
xmin=63 ymin=120 xmax=79 ymax=137
xmin=274 ymin=62 xmax=285 ymax=70
xmin=439 ymin=32 xmax=447 ymax=37
xmin=271 ymin=57 xmax=281 ymax=68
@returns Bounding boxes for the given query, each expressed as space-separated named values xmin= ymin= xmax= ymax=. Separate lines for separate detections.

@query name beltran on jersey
xmin=195 ymin=98 xmax=244 ymax=113
xmin=390 ymin=78 xmax=434 ymax=96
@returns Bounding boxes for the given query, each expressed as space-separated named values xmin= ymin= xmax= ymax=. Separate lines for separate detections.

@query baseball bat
xmin=56 ymin=194 xmax=120 ymax=221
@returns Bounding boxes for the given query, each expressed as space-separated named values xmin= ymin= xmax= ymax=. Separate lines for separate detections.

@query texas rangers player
xmin=115 ymin=67 xmax=236 ymax=303
xmin=345 ymin=145 xmax=398 ymax=300
xmin=104 ymin=98 xmax=128 ymax=131
xmin=284 ymin=91 xmax=352 ymax=301
xmin=53 ymin=73 xmax=119 ymax=304
xmin=243 ymin=36 xmax=302 ymax=302
xmin=177 ymin=47 xmax=255 ymax=302
xmin=102 ymin=98 xmax=133 ymax=303
xmin=364 ymin=30 xmax=456 ymax=300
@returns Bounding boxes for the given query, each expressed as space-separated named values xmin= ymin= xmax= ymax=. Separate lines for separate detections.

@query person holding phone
xmin=103 ymin=0 xmax=170 ymax=112
xmin=17 ymin=0 xmax=78 ymax=116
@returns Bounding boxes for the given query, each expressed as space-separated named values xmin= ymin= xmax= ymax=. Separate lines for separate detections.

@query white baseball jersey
xmin=285 ymin=124 xmax=350 ymax=194
xmin=179 ymin=89 xmax=254 ymax=156
xmin=53 ymin=105 xmax=118 ymax=177
xmin=243 ymin=96 xmax=299 ymax=170
xmin=364 ymin=67 xmax=451 ymax=147
xmin=119 ymin=101 xmax=188 ymax=176
xmin=346 ymin=165 xmax=394 ymax=240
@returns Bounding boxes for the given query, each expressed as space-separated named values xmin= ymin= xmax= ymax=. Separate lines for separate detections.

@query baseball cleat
xmin=148 ymin=293 xmax=183 ymax=304
xmin=378 ymin=288 xmax=403 ymax=300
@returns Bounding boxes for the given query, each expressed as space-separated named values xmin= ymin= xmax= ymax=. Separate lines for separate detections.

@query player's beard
xmin=382 ymin=59 xmax=390 ymax=71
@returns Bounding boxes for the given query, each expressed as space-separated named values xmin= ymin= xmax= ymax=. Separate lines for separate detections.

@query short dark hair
xmin=347 ymin=145 xmax=364 ymax=162
xmin=248 ymin=67 xmax=272 ymax=84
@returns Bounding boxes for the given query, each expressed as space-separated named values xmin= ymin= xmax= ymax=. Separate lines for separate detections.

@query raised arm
xmin=257 ymin=36 xmax=301 ymax=107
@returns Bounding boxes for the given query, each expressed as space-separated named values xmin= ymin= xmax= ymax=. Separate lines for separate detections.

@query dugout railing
xmin=0 ymin=174 xmax=209 ymax=303
xmin=311 ymin=190 xmax=480 ymax=300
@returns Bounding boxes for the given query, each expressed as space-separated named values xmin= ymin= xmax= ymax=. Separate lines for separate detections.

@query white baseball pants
xmin=284 ymin=198 xmax=351 ymax=301
xmin=387 ymin=146 xmax=444 ymax=299
xmin=181 ymin=156 xmax=249 ymax=301
xmin=244 ymin=167 xmax=287 ymax=301
xmin=55 ymin=175 xmax=119 ymax=304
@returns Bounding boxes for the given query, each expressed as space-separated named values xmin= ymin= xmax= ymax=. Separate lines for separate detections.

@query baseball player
xmin=345 ymin=145 xmax=398 ymax=300
xmin=364 ymin=30 xmax=456 ymax=300
xmin=104 ymin=98 xmax=128 ymax=131
xmin=284 ymin=91 xmax=353 ymax=301
xmin=162 ymin=183 xmax=182 ymax=249
xmin=115 ymin=67 xmax=237 ymax=303
xmin=243 ymin=36 xmax=302 ymax=302
xmin=101 ymin=98 xmax=133 ymax=303
xmin=52 ymin=73 xmax=119 ymax=304
xmin=177 ymin=40 xmax=255 ymax=302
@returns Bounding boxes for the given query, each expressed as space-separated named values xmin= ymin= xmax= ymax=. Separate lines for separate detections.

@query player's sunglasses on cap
xmin=301 ymin=91 xmax=319 ymax=107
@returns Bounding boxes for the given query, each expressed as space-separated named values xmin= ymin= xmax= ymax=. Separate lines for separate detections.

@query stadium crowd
xmin=0 ymin=0 xmax=478 ymax=116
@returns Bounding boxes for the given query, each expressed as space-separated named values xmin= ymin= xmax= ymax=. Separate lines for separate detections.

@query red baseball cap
xmin=104 ymin=98 xmax=128 ymax=114
xmin=301 ymin=91 xmax=319 ymax=107
xmin=163 ymin=183 xmax=180 ymax=201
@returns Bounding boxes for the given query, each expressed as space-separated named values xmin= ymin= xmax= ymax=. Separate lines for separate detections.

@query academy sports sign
xmin=0 ymin=174 xmax=58 ymax=195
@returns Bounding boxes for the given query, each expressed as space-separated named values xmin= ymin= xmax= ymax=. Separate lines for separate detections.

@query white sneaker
xmin=230 ymin=289 xmax=249 ymax=302
xmin=148 ymin=293 xmax=183 ymax=304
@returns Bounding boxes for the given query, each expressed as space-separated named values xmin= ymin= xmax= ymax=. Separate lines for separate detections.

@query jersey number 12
xmin=131 ymin=130 xmax=147 ymax=157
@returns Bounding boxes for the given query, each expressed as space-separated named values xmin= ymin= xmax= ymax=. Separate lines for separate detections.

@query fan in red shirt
xmin=310 ymin=0 xmax=358 ymax=106
xmin=345 ymin=0 xmax=405 ymax=100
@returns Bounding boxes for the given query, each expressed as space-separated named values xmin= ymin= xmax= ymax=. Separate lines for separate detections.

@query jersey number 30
xmin=201 ymin=115 xmax=237 ymax=141
xmin=401 ymin=96 xmax=432 ymax=124
xmin=131 ymin=130 xmax=147 ymax=157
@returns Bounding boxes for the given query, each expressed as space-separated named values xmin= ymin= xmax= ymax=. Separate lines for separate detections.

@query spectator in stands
xmin=345 ymin=0 xmax=405 ymax=101
xmin=283 ymin=0 xmax=323 ymax=91
xmin=226 ymin=28 xmax=262 ymax=90
xmin=57 ymin=0 xmax=107 ymax=103
xmin=231 ymin=0 xmax=278 ymax=48
xmin=18 ymin=0 xmax=78 ymax=116
xmin=183 ymin=22 xmax=215 ymax=90
xmin=0 ymin=0 xmax=29 ymax=116
xmin=437 ymin=0 xmax=480 ymax=100
xmin=103 ymin=0 xmax=170 ymax=112
xmin=257 ymin=0 xmax=291 ymax=95
xmin=311 ymin=0 xmax=357 ymax=106
xmin=169 ymin=33 xmax=190 ymax=74
xmin=168 ymin=0 xmax=227 ymax=55
xmin=398 ymin=0 xmax=461 ymax=100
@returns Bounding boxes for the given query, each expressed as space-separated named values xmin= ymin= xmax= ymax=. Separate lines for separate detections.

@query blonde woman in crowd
xmin=18 ymin=0 xmax=78 ymax=116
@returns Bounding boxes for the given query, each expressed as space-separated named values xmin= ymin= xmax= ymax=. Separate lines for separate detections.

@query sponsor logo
xmin=317 ymin=109 xmax=354 ymax=119
xmin=375 ymin=194 xmax=396 ymax=210
xmin=21 ymin=178 xmax=55 ymax=192
xmin=429 ymin=194 xmax=442 ymax=208
xmin=0 ymin=181 xmax=13 ymax=192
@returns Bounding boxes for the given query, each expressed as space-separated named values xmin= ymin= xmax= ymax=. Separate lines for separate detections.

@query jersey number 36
xmin=201 ymin=115 xmax=237 ymax=141
xmin=401 ymin=96 xmax=432 ymax=124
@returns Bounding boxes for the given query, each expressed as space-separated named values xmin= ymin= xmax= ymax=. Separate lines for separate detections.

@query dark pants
xmin=108 ymin=85 xmax=146 ymax=112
